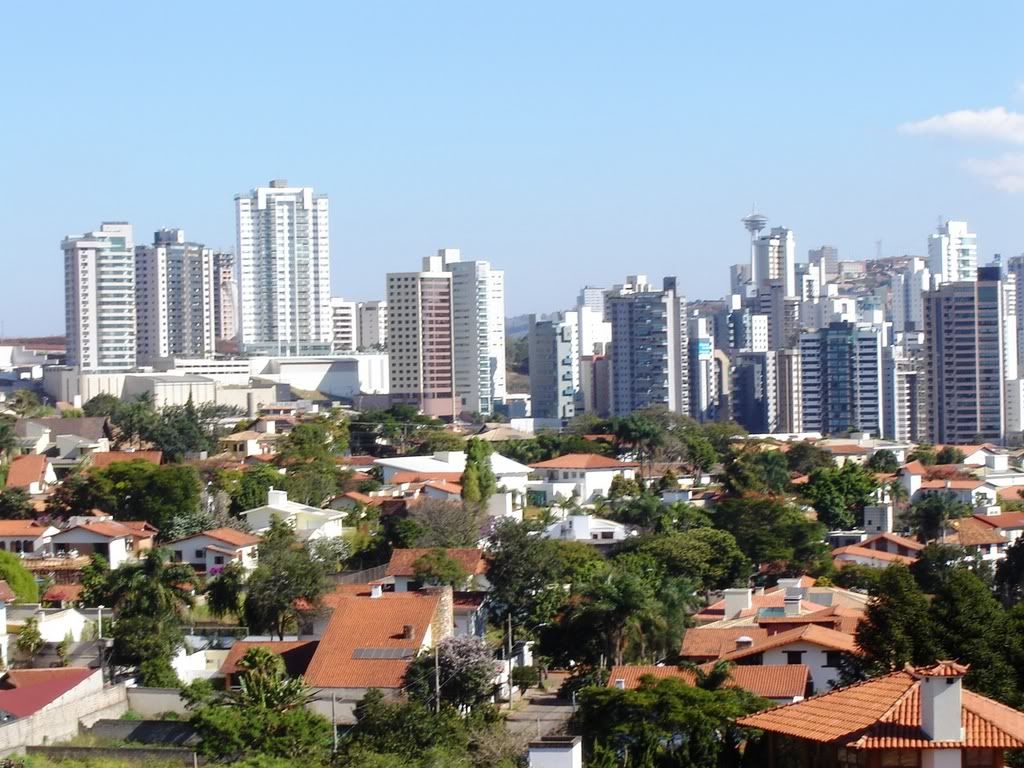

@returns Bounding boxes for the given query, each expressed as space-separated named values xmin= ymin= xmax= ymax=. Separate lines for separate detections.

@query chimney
xmin=784 ymin=587 xmax=802 ymax=616
xmin=267 ymin=488 xmax=288 ymax=507
xmin=614 ymin=678 xmax=625 ymax=690
xmin=527 ymin=736 xmax=582 ymax=768
xmin=423 ymin=585 xmax=454 ymax=642
xmin=370 ymin=583 xmax=383 ymax=599
xmin=735 ymin=635 xmax=754 ymax=650
xmin=723 ymin=588 xmax=753 ymax=619
xmin=402 ymin=624 xmax=415 ymax=640
xmin=918 ymin=662 xmax=967 ymax=743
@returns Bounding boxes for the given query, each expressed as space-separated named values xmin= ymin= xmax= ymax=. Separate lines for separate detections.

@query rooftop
xmin=385 ymin=548 xmax=487 ymax=577
xmin=530 ymin=453 xmax=639 ymax=470
xmin=90 ymin=451 xmax=162 ymax=469
xmin=607 ymin=663 xmax=809 ymax=700
xmin=4 ymin=454 xmax=48 ymax=490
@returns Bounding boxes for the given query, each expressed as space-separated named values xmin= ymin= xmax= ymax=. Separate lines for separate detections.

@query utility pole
xmin=332 ymin=693 xmax=337 ymax=752
xmin=434 ymin=645 xmax=441 ymax=714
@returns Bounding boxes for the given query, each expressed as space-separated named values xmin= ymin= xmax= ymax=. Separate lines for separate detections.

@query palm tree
xmin=679 ymin=659 xmax=734 ymax=691
xmin=228 ymin=646 xmax=313 ymax=711
xmin=0 ymin=416 xmax=17 ymax=464
xmin=107 ymin=549 xmax=196 ymax=619
xmin=204 ymin=562 xmax=246 ymax=620
xmin=888 ymin=480 xmax=910 ymax=528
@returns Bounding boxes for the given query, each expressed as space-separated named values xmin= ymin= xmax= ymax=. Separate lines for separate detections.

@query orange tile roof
xmin=42 ymin=583 xmax=83 ymax=603
xmin=529 ymin=454 xmax=639 ymax=470
xmin=738 ymin=664 xmax=1024 ymax=750
xmin=422 ymin=480 xmax=462 ymax=496
xmin=695 ymin=591 xmax=830 ymax=623
xmin=4 ymin=454 xmax=48 ymax=490
xmin=826 ymin=444 xmax=870 ymax=455
xmin=90 ymin=451 xmax=162 ymax=469
xmin=832 ymin=545 xmax=918 ymax=565
xmin=55 ymin=521 xmax=136 ymax=540
xmin=169 ymin=527 xmax=260 ymax=548
xmin=1 ymin=667 xmax=94 ymax=690
xmin=303 ymin=592 xmax=440 ymax=688
xmin=901 ymin=460 xmax=928 ymax=476
xmin=385 ymin=548 xmax=487 ymax=577
xmin=996 ymin=487 xmax=1024 ymax=503
xmin=942 ymin=516 xmax=1007 ymax=547
xmin=977 ymin=511 xmax=1024 ymax=528
xmin=0 ymin=520 xmax=50 ymax=537
xmin=680 ymin=627 xmax=770 ymax=658
xmin=220 ymin=640 xmax=319 ymax=678
xmin=719 ymin=624 xmax=859 ymax=662
xmin=860 ymin=532 xmax=925 ymax=552
xmin=920 ymin=479 xmax=985 ymax=491
xmin=0 ymin=580 xmax=15 ymax=602
xmin=607 ymin=664 xmax=808 ymax=700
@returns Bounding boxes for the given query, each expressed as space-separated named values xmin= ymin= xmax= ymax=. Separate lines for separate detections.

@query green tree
xmin=80 ymin=553 xmax=111 ymax=606
xmin=284 ymin=458 xmax=338 ymax=507
xmin=16 ymin=616 xmax=44 ymax=658
xmin=463 ymin=438 xmax=496 ymax=503
xmin=404 ymin=636 xmax=499 ymax=709
xmin=713 ymin=496 xmax=827 ymax=571
xmin=910 ymin=543 xmax=976 ymax=593
xmin=908 ymin=444 xmax=937 ymax=466
xmin=460 ymin=463 xmax=481 ymax=504
xmin=936 ymin=446 xmax=967 ymax=465
xmin=205 ymin=562 xmax=246 ymax=620
xmin=996 ymin=537 xmax=1024 ymax=605
xmin=139 ymin=656 xmax=181 ymax=687
xmin=82 ymin=393 xmax=122 ymax=418
xmin=410 ymin=499 xmax=482 ymax=548
xmin=613 ymin=413 xmax=664 ymax=476
xmin=227 ymin=463 xmax=284 ymax=514
xmin=801 ymin=462 xmax=878 ymax=530
xmin=621 ymin=530 xmax=749 ymax=592
xmin=0 ymin=416 xmax=19 ymax=464
xmin=0 ymin=550 xmax=39 ymax=601
xmin=345 ymin=689 xmax=468 ymax=762
xmin=412 ymin=549 xmax=469 ymax=587
xmin=854 ymin=565 xmax=938 ymax=677
xmin=228 ymin=646 xmax=315 ymax=711
xmin=865 ymin=449 xmax=900 ymax=473
xmin=683 ymin=433 xmax=718 ymax=475
xmin=244 ymin=517 xmax=327 ymax=639
xmin=785 ymin=442 xmax=833 ymax=475
xmin=511 ymin=665 xmax=541 ymax=695
xmin=0 ymin=488 xmax=33 ymax=519
xmin=721 ymin=447 xmax=789 ymax=495
xmin=486 ymin=520 xmax=562 ymax=632
xmin=908 ymin=493 xmax=971 ymax=543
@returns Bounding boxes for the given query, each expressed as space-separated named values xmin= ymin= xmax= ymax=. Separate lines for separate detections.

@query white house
xmin=527 ymin=454 xmax=638 ymax=506
xmin=168 ymin=528 xmax=261 ymax=574
xmin=543 ymin=515 xmax=630 ymax=549
xmin=384 ymin=548 xmax=490 ymax=593
xmin=0 ymin=520 xmax=59 ymax=556
xmin=49 ymin=518 xmax=157 ymax=569
xmin=242 ymin=489 xmax=349 ymax=542
xmin=4 ymin=454 xmax=57 ymax=495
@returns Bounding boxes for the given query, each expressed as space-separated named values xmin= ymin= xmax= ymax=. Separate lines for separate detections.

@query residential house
xmin=942 ymin=516 xmax=1008 ymax=563
xmin=89 ymin=450 xmax=162 ymax=469
xmin=14 ymin=417 xmax=111 ymax=467
xmin=221 ymin=640 xmax=319 ymax=687
xmin=832 ymin=531 xmax=924 ymax=569
xmin=385 ymin=548 xmax=489 ymax=592
xmin=0 ymin=667 xmax=102 ymax=726
xmin=542 ymin=514 xmax=630 ymax=550
xmin=49 ymin=516 xmax=157 ymax=569
xmin=168 ymin=528 xmax=261 ymax=574
xmin=0 ymin=520 xmax=58 ymax=557
xmin=218 ymin=429 xmax=281 ymax=459
xmin=680 ymin=627 xmax=771 ymax=663
xmin=976 ymin=510 xmax=1024 ymax=543
xmin=527 ymin=454 xmax=639 ymax=506
xmin=242 ymin=488 xmax=348 ymax=542
xmin=738 ymin=661 xmax=1024 ymax=768
xmin=4 ymin=454 xmax=56 ymax=495
xmin=606 ymin=664 xmax=808 ymax=704
xmin=693 ymin=584 xmax=859 ymax=626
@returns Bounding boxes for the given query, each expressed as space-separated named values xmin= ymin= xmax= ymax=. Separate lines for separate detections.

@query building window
xmin=195 ymin=549 xmax=204 ymax=559
xmin=825 ymin=651 xmax=844 ymax=668
xmin=785 ymin=651 xmax=805 ymax=665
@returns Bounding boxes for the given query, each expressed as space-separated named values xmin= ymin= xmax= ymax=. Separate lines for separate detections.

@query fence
xmin=333 ymin=563 xmax=387 ymax=584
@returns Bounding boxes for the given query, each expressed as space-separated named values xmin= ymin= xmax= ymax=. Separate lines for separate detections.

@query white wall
xmin=757 ymin=643 xmax=841 ymax=694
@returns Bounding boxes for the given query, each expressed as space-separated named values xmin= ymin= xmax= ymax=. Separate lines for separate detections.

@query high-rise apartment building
xmin=753 ymin=227 xmax=796 ymax=296
xmin=607 ymin=277 xmax=689 ymax=416
xmin=577 ymin=286 xmax=607 ymax=317
xmin=808 ymin=245 xmax=839 ymax=282
xmin=891 ymin=257 xmax=930 ymax=333
xmin=357 ymin=300 xmax=388 ymax=350
xmin=442 ymin=250 xmax=506 ymax=417
xmin=799 ymin=322 xmax=883 ymax=436
xmin=235 ymin=180 xmax=332 ymax=355
xmin=212 ymin=251 xmax=237 ymax=342
xmin=731 ymin=350 xmax=778 ymax=434
xmin=688 ymin=315 xmax=717 ymax=422
xmin=135 ymin=228 xmax=216 ymax=362
xmin=63 ymin=223 xmax=137 ymax=371
xmin=928 ymin=220 xmax=977 ymax=284
xmin=579 ymin=354 xmax=611 ymax=417
xmin=528 ymin=312 xmax=579 ymax=421
xmin=882 ymin=341 xmax=928 ymax=443
xmin=386 ymin=255 xmax=456 ymax=418
xmin=775 ymin=348 xmax=803 ymax=433
xmin=925 ymin=267 xmax=1005 ymax=443
xmin=330 ymin=298 xmax=359 ymax=353
xmin=1008 ymin=255 xmax=1024 ymax=377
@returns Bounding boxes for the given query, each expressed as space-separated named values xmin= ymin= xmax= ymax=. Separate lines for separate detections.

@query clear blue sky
xmin=3 ymin=1 xmax=1024 ymax=336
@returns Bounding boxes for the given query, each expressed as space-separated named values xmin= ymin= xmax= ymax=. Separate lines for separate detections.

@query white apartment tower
xmin=891 ymin=257 xmax=930 ymax=333
xmin=928 ymin=220 xmax=977 ymax=284
xmin=439 ymin=249 xmax=507 ymax=417
xmin=235 ymin=180 xmax=332 ymax=355
xmin=753 ymin=227 xmax=797 ymax=297
xmin=357 ymin=301 xmax=388 ymax=350
xmin=62 ymin=222 xmax=137 ymax=371
xmin=330 ymin=298 xmax=359 ymax=353
xmin=135 ymin=229 xmax=216 ymax=362
xmin=386 ymin=255 xmax=456 ymax=419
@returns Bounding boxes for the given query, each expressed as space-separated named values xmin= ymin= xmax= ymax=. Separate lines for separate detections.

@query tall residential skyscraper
xmin=808 ymin=245 xmax=839 ymax=282
xmin=528 ymin=312 xmax=579 ymax=421
xmin=441 ymin=249 xmax=507 ymax=417
xmin=882 ymin=340 xmax=928 ymax=443
xmin=607 ymin=277 xmax=689 ymax=417
xmin=357 ymin=300 xmax=388 ymax=350
xmin=891 ymin=257 xmax=930 ymax=333
xmin=928 ymin=220 xmax=977 ymax=284
xmin=212 ymin=251 xmax=237 ymax=342
xmin=753 ymin=227 xmax=796 ymax=297
xmin=688 ymin=315 xmax=717 ymax=422
xmin=330 ymin=298 xmax=359 ymax=353
xmin=63 ymin=222 xmax=137 ymax=371
xmin=386 ymin=254 xmax=456 ymax=418
xmin=235 ymin=180 xmax=332 ymax=355
xmin=135 ymin=228 xmax=216 ymax=362
xmin=925 ymin=267 xmax=1005 ymax=443
xmin=799 ymin=322 xmax=883 ymax=436
xmin=731 ymin=351 xmax=778 ymax=434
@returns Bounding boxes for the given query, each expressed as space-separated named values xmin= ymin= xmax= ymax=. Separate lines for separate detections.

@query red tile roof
xmin=607 ymin=664 xmax=808 ymax=700
xmin=0 ymin=668 xmax=94 ymax=718
xmin=738 ymin=663 xmax=1024 ymax=750
xmin=220 ymin=640 xmax=319 ymax=678
xmin=680 ymin=627 xmax=770 ymax=658
xmin=920 ymin=479 xmax=985 ymax=491
xmin=718 ymin=624 xmax=859 ymax=662
xmin=996 ymin=487 xmax=1024 ymax=503
xmin=825 ymin=444 xmax=869 ymax=455
xmin=303 ymin=592 xmax=440 ymax=689
xmin=860 ymin=532 xmax=925 ymax=552
xmin=832 ymin=545 xmax=918 ymax=565
xmin=385 ymin=548 xmax=487 ymax=577
xmin=54 ymin=521 xmax=137 ymax=540
xmin=977 ymin=511 xmax=1024 ymax=529
xmin=422 ymin=480 xmax=462 ymax=496
xmin=529 ymin=454 xmax=639 ymax=470
xmin=942 ymin=516 xmax=1008 ymax=547
xmin=695 ymin=591 xmax=829 ymax=623
xmin=0 ymin=520 xmax=50 ymax=537
xmin=90 ymin=451 xmax=162 ymax=469
xmin=4 ymin=454 xmax=48 ymax=490
xmin=0 ymin=580 xmax=15 ymax=602
xmin=169 ymin=527 xmax=260 ymax=548
xmin=42 ymin=583 xmax=83 ymax=603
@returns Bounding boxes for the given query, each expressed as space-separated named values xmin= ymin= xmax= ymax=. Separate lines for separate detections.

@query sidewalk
xmin=505 ymin=675 xmax=574 ymax=738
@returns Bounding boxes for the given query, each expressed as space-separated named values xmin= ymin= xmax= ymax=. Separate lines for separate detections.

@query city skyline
xmin=6 ymin=3 xmax=1024 ymax=336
